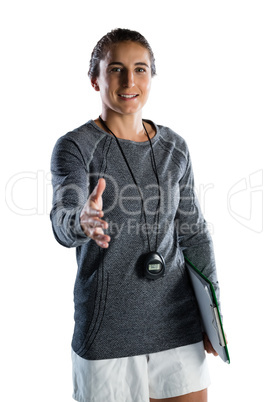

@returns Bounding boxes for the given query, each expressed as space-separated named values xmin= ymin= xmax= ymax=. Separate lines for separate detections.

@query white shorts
xmin=71 ymin=341 xmax=210 ymax=402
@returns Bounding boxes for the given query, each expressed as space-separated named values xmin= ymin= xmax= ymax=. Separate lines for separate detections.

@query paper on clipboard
xmin=185 ymin=258 xmax=230 ymax=364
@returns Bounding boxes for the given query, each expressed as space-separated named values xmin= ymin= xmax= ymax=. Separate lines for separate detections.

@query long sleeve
xmin=50 ymin=135 xmax=90 ymax=248
xmin=176 ymin=147 xmax=221 ymax=308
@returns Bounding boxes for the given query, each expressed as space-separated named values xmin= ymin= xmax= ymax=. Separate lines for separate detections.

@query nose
xmin=122 ymin=70 xmax=135 ymax=88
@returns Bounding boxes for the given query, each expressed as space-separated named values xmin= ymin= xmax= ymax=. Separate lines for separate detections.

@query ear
xmin=91 ymin=78 xmax=100 ymax=92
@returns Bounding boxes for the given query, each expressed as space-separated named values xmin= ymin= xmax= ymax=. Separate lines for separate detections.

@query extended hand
xmin=80 ymin=178 xmax=110 ymax=248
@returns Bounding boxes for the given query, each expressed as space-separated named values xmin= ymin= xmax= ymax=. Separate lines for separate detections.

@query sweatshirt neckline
xmin=88 ymin=119 xmax=159 ymax=146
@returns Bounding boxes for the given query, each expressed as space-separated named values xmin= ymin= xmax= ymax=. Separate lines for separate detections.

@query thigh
xmin=150 ymin=388 xmax=207 ymax=402
xmin=148 ymin=341 xmax=210 ymax=400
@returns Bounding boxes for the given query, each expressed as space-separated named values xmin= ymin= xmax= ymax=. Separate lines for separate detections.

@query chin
xmin=118 ymin=105 xmax=144 ymax=115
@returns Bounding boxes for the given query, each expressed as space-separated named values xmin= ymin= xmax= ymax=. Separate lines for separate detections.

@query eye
xmin=135 ymin=67 xmax=146 ymax=73
xmin=110 ymin=67 xmax=122 ymax=73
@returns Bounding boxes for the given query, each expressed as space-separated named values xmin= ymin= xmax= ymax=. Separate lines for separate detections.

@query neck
xmin=98 ymin=110 xmax=147 ymax=141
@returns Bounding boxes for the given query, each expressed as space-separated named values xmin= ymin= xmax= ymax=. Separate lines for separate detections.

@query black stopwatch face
xmin=144 ymin=252 xmax=165 ymax=280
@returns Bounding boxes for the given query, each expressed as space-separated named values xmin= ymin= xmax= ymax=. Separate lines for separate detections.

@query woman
xmin=50 ymin=28 xmax=221 ymax=402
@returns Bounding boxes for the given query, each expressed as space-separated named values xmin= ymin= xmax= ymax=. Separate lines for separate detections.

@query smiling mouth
xmin=118 ymin=94 xmax=138 ymax=99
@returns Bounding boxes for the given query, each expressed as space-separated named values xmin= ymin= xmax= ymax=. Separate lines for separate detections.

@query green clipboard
xmin=185 ymin=257 xmax=230 ymax=364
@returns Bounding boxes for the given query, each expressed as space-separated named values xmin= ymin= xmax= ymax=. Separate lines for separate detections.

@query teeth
xmin=120 ymin=94 xmax=137 ymax=98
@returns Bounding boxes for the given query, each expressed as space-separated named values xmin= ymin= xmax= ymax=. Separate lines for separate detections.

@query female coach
xmin=50 ymin=28 xmax=221 ymax=402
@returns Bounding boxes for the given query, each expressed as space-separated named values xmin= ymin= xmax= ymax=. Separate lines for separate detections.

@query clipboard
xmin=185 ymin=257 xmax=230 ymax=364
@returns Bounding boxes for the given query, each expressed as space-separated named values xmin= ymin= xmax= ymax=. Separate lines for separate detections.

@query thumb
xmin=90 ymin=178 xmax=106 ymax=203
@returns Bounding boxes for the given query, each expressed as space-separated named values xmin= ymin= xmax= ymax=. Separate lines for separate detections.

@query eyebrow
xmin=108 ymin=62 xmax=150 ymax=68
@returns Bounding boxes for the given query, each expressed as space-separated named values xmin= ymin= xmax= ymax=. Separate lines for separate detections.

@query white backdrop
xmin=1 ymin=0 xmax=267 ymax=400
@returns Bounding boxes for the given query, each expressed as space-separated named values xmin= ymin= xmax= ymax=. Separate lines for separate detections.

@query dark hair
xmin=88 ymin=28 xmax=156 ymax=80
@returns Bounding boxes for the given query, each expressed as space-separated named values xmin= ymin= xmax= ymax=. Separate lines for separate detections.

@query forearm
xmin=176 ymin=149 xmax=221 ymax=310
xmin=50 ymin=136 xmax=90 ymax=248
xmin=182 ymin=226 xmax=221 ymax=309
xmin=50 ymin=205 xmax=89 ymax=248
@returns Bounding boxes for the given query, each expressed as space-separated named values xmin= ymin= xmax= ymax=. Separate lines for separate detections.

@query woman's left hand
xmin=203 ymin=333 xmax=218 ymax=356
xmin=203 ymin=332 xmax=228 ymax=356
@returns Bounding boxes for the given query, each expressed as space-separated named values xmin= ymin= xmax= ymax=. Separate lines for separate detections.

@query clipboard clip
xmin=210 ymin=304 xmax=225 ymax=346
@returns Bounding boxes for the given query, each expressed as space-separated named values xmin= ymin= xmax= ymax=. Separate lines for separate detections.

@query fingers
xmin=80 ymin=210 xmax=110 ymax=248
xmin=80 ymin=213 xmax=108 ymax=231
xmin=93 ymin=228 xmax=111 ymax=248
xmin=203 ymin=333 xmax=218 ymax=356
xmin=207 ymin=343 xmax=218 ymax=356
xmin=88 ymin=226 xmax=111 ymax=248
xmin=81 ymin=220 xmax=110 ymax=248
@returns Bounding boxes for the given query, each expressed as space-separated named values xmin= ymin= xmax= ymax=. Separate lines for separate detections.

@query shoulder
xmin=54 ymin=120 xmax=105 ymax=148
xmin=51 ymin=120 xmax=107 ymax=169
xmin=153 ymin=122 xmax=190 ymax=162
xmin=51 ymin=120 xmax=108 ymax=161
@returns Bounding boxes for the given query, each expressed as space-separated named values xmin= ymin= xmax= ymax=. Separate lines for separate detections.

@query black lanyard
xmin=99 ymin=116 xmax=165 ymax=279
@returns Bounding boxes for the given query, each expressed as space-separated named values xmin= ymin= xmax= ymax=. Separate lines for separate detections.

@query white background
xmin=1 ymin=0 xmax=267 ymax=400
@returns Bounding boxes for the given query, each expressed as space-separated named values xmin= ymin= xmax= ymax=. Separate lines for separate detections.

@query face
xmin=92 ymin=41 xmax=152 ymax=117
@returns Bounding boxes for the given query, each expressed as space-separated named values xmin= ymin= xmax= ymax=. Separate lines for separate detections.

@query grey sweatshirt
xmin=50 ymin=119 xmax=220 ymax=360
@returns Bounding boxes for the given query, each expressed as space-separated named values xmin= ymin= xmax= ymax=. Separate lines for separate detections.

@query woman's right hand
xmin=80 ymin=178 xmax=110 ymax=248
